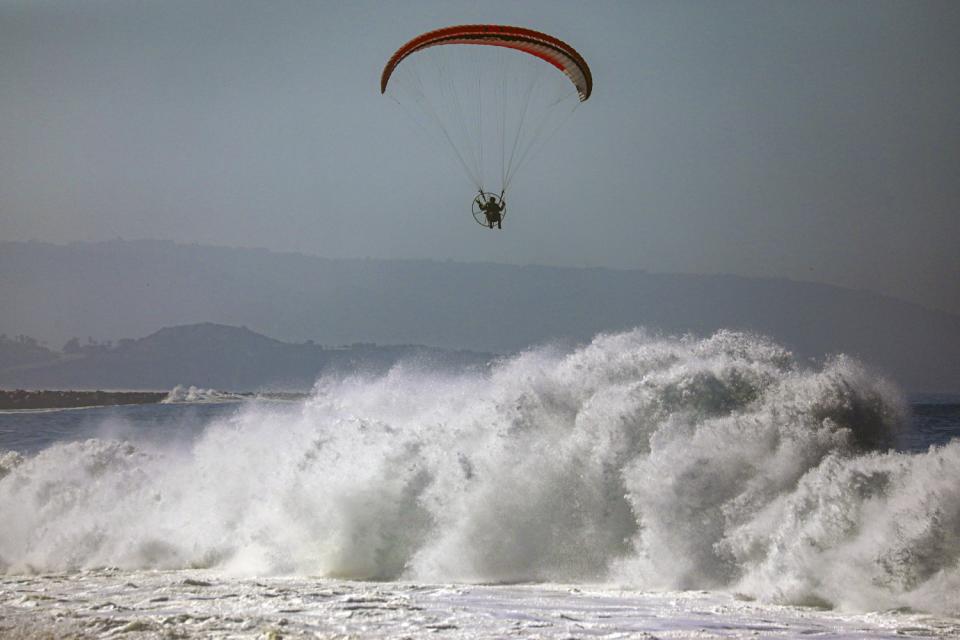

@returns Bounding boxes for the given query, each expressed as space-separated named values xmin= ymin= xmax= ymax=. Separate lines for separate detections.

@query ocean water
xmin=2 ymin=329 xmax=959 ymax=638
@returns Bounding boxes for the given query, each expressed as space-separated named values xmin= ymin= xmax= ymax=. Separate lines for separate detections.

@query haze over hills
xmin=0 ymin=323 xmax=489 ymax=391
xmin=2 ymin=239 xmax=958 ymax=393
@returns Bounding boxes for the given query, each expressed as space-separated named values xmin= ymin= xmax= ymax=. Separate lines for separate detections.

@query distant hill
xmin=1 ymin=239 xmax=959 ymax=392
xmin=0 ymin=323 xmax=490 ymax=391
xmin=0 ymin=335 xmax=60 ymax=370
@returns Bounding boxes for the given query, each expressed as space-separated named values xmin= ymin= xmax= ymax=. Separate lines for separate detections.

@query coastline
xmin=0 ymin=389 xmax=166 ymax=411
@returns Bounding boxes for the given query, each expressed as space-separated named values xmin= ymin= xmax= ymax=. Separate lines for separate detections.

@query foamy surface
xmin=3 ymin=570 xmax=956 ymax=639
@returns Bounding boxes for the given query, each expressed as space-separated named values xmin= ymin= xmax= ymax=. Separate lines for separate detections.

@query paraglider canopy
xmin=381 ymin=25 xmax=592 ymax=101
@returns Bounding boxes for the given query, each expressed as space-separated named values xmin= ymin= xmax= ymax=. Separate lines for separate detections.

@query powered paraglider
xmin=381 ymin=25 xmax=592 ymax=228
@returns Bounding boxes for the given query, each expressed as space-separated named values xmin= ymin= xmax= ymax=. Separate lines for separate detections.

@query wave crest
xmin=3 ymin=329 xmax=957 ymax=614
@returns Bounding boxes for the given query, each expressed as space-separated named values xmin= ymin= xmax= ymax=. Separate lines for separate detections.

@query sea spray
xmin=1 ymin=328 xmax=958 ymax=614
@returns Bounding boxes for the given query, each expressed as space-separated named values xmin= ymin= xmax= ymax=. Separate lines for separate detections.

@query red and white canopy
xmin=381 ymin=24 xmax=592 ymax=102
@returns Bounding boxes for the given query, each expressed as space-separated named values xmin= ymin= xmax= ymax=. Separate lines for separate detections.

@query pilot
xmin=479 ymin=195 xmax=504 ymax=229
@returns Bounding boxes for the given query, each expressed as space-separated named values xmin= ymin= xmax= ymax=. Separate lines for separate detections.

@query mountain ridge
xmin=2 ymin=239 xmax=958 ymax=392
xmin=0 ymin=322 xmax=490 ymax=391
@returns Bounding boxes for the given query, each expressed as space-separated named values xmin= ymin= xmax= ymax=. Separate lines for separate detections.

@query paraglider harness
xmin=471 ymin=190 xmax=506 ymax=229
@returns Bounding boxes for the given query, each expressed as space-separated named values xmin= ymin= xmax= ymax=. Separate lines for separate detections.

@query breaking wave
xmin=162 ymin=385 xmax=244 ymax=404
xmin=1 ymin=329 xmax=958 ymax=614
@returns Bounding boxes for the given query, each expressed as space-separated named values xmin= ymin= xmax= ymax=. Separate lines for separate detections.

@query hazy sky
xmin=2 ymin=1 xmax=958 ymax=314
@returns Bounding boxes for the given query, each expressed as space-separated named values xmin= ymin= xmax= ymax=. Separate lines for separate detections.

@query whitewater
xmin=2 ymin=329 xmax=959 ymax=638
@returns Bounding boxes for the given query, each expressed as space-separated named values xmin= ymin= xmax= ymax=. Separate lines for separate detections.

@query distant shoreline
xmin=0 ymin=389 xmax=166 ymax=411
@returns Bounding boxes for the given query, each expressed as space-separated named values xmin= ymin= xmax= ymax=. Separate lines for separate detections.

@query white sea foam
xmin=162 ymin=384 xmax=244 ymax=403
xmin=1 ymin=329 xmax=957 ymax=615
